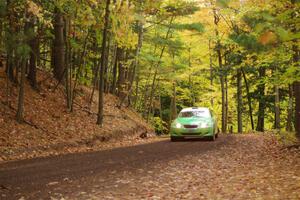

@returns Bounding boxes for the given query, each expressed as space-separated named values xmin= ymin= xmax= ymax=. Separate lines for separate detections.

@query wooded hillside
xmin=0 ymin=0 xmax=299 ymax=138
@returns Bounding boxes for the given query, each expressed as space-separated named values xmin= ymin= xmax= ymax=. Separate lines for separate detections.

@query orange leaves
xmin=259 ymin=31 xmax=277 ymax=45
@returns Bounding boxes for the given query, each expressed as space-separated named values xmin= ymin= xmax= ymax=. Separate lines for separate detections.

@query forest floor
xmin=0 ymin=134 xmax=299 ymax=199
xmin=0 ymin=68 xmax=155 ymax=162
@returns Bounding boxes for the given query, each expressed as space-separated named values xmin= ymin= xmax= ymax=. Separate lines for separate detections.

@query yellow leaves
xmin=111 ymin=2 xmax=138 ymax=48
xmin=26 ymin=0 xmax=42 ymax=18
xmin=26 ymin=0 xmax=53 ymax=28
xmin=86 ymin=0 xmax=98 ymax=7
xmin=77 ymin=6 xmax=96 ymax=27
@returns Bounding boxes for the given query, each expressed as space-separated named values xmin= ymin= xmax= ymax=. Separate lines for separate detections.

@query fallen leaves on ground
xmin=0 ymin=68 xmax=154 ymax=162
xmin=67 ymin=134 xmax=300 ymax=200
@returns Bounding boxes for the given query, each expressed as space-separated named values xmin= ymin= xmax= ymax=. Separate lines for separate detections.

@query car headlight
xmin=200 ymin=123 xmax=209 ymax=128
xmin=175 ymin=123 xmax=182 ymax=128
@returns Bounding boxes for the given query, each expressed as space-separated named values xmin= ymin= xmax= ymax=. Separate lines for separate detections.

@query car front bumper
xmin=170 ymin=127 xmax=214 ymax=138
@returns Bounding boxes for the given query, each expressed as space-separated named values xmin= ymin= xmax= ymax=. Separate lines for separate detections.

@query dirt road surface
xmin=0 ymin=134 xmax=299 ymax=200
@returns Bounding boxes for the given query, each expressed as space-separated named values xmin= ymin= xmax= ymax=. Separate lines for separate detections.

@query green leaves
xmin=0 ymin=0 xmax=6 ymax=17
xmin=163 ymin=1 xmax=199 ymax=16
xmin=229 ymin=33 xmax=263 ymax=51
xmin=216 ymin=0 xmax=230 ymax=8
xmin=170 ymin=23 xmax=204 ymax=33
xmin=16 ymin=44 xmax=31 ymax=59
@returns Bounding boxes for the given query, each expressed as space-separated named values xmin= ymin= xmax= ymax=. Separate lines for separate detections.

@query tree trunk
xmin=256 ymin=67 xmax=266 ymax=132
xmin=291 ymin=0 xmax=300 ymax=138
xmin=97 ymin=0 xmax=111 ymax=125
xmin=118 ymin=18 xmax=144 ymax=108
xmin=218 ymin=56 xmax=226 ymax=133
xmin=146 ymin=16 xmax=174 ymax=121
xmin=209 ymin=39 xmax=214 ymax=107
xmin=16 ymin=59 xmax=26 ymax=123
xmin=65 ymin=17 xmax=72 ymax=112
xmin=293 ymin=82 xmax=300 ymax=137
xmin=27 ymin=17 xmax=38 ymax=89
xmin=134 ymin=74 xmax=139 ymax=109
xmin=225 ymin=74 xmax=228 ymax=131
xmin=286 ymin=84 xmax=293 ymax=132
xmin=170 ymin=82 xmax=177 ymax=124
xmin=159 ymin=90 xmax=163 ymax=120
xmin=188 ymin=47 xmax=195 ymax=106
xmin=53 ymin=8 xmax=65 ymax=81
xmin=274 ymin=85 xmax=280 ymax=130
xmin=147 ymin=68 xmax=158 ymax=121
xmin=89 ymin=34 xmax=99 ymax=108
xmin=213 ymin=9 xmax=226 ymax=133
xmin=111 ymin=46 xmax=119 ymax=95
xmin=117 ymin=48 xmax=125 ymax=98
xmin=6 ymin=0 xmax=14 ymax=82
xmin=104 ymin=32 xmax=111 ymax=94
xmin=241 ymin=68 xmax=254 ymax=130
xmin=237 ymin=68 xmax=243 ymax=133
xmin=189 ymin=75 xmax=195 ymax=106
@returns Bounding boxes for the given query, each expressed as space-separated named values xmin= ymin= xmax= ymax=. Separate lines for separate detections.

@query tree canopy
xmin=0 ymin=0 xmax=299 ymax=137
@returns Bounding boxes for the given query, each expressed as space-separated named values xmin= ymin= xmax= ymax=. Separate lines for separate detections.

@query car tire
xmin=170 ymin=136 xmax=180 ymax=142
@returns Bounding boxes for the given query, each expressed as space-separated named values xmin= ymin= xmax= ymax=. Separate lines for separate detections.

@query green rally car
xmin=170 ymin=107 xmax=219 ymax=141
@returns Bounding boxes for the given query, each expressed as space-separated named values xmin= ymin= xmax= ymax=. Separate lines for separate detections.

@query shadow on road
xmin=0 ymin=135 xmax=229 ymax=199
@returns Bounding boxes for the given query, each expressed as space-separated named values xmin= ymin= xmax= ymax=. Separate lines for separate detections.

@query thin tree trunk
xmin=237 ymin=68 xmax=243 ymax=133
xmin=16 ymin=59 xmax=26 ymax=123
xmin=104 ymin=32 xmax=111 ymax=93
xmin=71 ymin=29 xmax=90 ymax=108
xmin=291 ymin=0 xmax=300 ymax=138
xmin=118 ymin=18 xmax=144 ymax=108
xmin=189 ymin=75 xmax=195 ymax=106
xmin=97 ymin=0 xmax=111 ymax=125
xmin=291 ymin=0 xmax=300 ymax=140
xmin=256 ymin=67 xmax=266 ymax=132
xmin=111 ymin=46 xmax=119 ymax=95
xmin=209 ymin=39 xmax=214 ymax=107
xmin=134 ymin=74 xmax=139 ymax=109
xmin=241 ymin=67 xmax=254 ymax=130
xmin=274 ymin=85 xmax=280 ymax=130
xmin=117 ymin=48 xmax=125 ymax=98
xmin=142 ymin=79 xmax=150 ymax=117
xmin=147 ymin=68 xmax=158 ymax=121
xmin=27 ymin=17 xmax=38 ymax=89
xmin=159 ymin=90 xmax=163 ymax=120
xmin=188 ymin=47 xmax=195 ymax=106
xmin=6 ymin=0 xmax=14 ymax=82
xmin=170 ymin=81 xmax=177 ymax=124
xmin=65 ymin=17 xmax=72 ymax=111
xmin=0 ymin=18 xmax=2 ymax=52
xmin=213 ymin=9 xmax=226 ymax=133
xmin=52 ymin=8 xmax=65 ymax=81
xmin=286 ymin=84 xmax=293 ymax=131
xmin=147 ymin=16 xmax=174 ymax=121
xmin=225 ymin=74 xmax=228 ymax=131
xmin=89 ymin=34 xmax=99 ymax=108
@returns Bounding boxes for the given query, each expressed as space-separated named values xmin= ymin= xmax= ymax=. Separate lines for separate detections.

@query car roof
xmin=180 ymin=107 xmax=210 ymax=112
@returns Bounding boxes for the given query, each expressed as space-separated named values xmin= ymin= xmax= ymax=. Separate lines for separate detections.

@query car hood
xmin=175 ymin=117 xmax=210 ymax=125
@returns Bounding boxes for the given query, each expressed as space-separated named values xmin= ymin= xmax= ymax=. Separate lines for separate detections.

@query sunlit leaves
xmin=216 ymin=0 xmax=230 ymax=8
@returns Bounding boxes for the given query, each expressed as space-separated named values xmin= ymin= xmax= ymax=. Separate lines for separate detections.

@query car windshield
xmin=179 ymin=110 xmax=210 ymax=118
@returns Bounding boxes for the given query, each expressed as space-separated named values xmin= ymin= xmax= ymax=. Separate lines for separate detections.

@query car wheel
xmin=170 ymin=136 xmax=180 ymax=142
